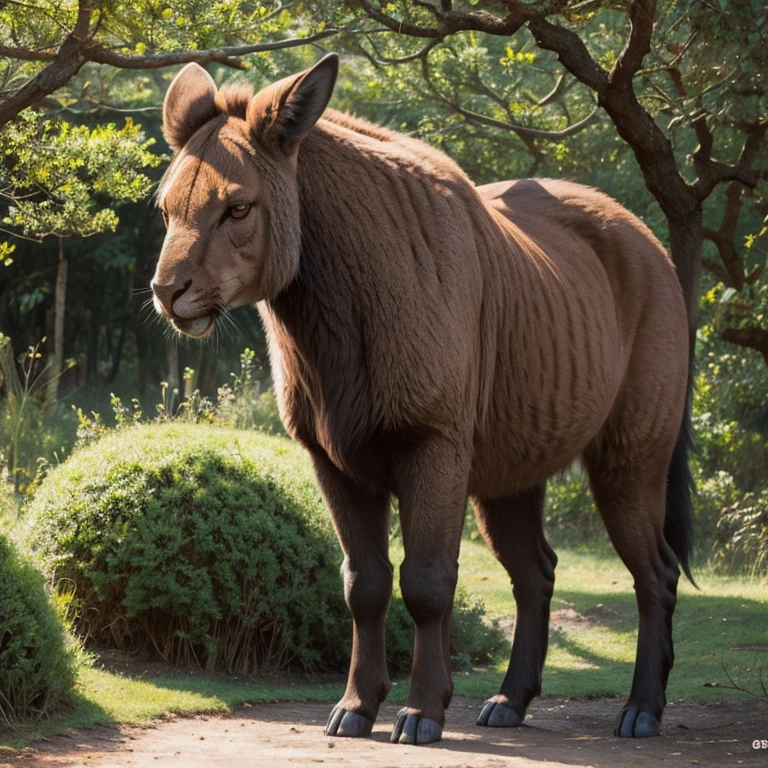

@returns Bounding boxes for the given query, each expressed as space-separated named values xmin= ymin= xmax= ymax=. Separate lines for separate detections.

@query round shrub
xmin=27 ymin=424 xmax=349 ymax=673
xmin=0 ymin=533 xmax=76 ymax=726
xmin=386 ymin=586 xmax=508 ymax=673
xmin=27 ymin=423 xmax=506 ymax=674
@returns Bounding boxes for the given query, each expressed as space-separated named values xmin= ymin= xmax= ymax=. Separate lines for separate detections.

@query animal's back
xmin=469 ymin=178 xmax=688 ymax=496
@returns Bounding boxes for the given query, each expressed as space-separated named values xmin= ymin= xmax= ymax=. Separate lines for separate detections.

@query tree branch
xmin=527 ymin=16 xmax=608 ymax=92
xmin=355 ymin=0 xmax=535 ymax=39
xmin=85 ymin=29 xmax=341 ymax=70
xmin=360 ymin=34 xmax=439 ymax=65
xmin=692 ymin=120 xmax=768 ymax=202
xmin=420 ymin=55 xmax=597 ymax=142
xmin=702 ymin=182 xmax=748 ymax=290
xmin=0 ymin=45 xmax=57 ymax=62
xmin=356 ymin=0 xmax=442 ymax=38
xmin=720 ymin=326 xmax=768 ymax=367
xmin=537 ymin=73 xmax=566 ymax=106
xmin=0 ymin=5 xmax=345 ymax=128
xmin=610 ymin=0 xmax=656 ymax=89
xmin=0 ymin=0 xmax=92 ymax=129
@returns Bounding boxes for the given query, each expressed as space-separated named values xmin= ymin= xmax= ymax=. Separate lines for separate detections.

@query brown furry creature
xmin=152 ymin=54 xmax=694 ymax=746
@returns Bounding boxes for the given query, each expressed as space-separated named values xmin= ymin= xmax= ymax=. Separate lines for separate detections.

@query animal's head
xmin=151 ymin=54 xmax=338 ymax=336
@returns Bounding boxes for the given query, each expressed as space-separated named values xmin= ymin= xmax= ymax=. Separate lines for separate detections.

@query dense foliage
xmin=26 ymin=423 xmax=505 ymax=672
xmin=0 ymin=533 xmax=77 ymax=726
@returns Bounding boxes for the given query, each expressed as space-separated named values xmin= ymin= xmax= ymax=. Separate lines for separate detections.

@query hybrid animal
xmin=152 ymin=54 xmax=694 ymax=746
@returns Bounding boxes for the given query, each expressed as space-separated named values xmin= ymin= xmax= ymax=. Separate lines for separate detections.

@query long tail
xmin=664 ymin=358 xmax=696 ymax=585
xmin=664 ymin=220 xmax=700 ymax=585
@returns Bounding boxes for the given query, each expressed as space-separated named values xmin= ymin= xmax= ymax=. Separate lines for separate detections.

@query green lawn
xmin=456 ymin=536 xmax=768 ymax=702
xmin=2 ymin=538 xmax=765 ymax=751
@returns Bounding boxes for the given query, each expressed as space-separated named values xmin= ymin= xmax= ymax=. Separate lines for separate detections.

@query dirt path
xmin=5 ymin=697 xmax=767 ymax=768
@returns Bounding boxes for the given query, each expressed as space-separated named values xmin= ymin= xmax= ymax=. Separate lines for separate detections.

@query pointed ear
xmin=247 ymin=53 xmax=339 ymax=154
xmin=163 ymin=63 xmax=219 ymax=151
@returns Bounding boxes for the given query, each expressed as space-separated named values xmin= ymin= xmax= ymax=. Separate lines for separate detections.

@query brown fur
xmin=153 ymin=56 xmax=691 ymax=743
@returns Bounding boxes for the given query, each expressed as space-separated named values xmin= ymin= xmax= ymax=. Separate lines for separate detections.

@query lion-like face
xmin=151 ymin=55 xmax=338 ymax=337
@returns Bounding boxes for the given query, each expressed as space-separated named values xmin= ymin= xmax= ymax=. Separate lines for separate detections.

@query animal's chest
xmin=261 ymin=302 xmax=382 ymax=482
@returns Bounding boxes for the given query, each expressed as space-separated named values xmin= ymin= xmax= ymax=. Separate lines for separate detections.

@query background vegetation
xmin=0 ymin=532 xmax=77 ymax=728
xmin=0 ymin=0 xmax=766 ymax=739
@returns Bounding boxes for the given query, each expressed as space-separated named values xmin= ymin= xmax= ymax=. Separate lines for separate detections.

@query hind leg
xmin=473 ymin=486 xmax=557 ymax=727
xmin=585 ymin=451 xmax=679 ymax=738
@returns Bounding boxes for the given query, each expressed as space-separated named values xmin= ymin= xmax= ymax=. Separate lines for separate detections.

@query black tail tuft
xmin=664 ymin=368 xmax=696 ymax=586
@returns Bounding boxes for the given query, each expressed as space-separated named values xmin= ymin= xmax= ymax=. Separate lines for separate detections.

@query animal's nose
xmin=151 ymin=279 xmax=192 ymax=318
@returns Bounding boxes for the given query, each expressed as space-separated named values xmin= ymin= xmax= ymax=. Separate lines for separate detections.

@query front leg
xmin=311 ymin=453 xmax=392 ymax=738
xmin=391 ymin=437 xmax=469 ymax=745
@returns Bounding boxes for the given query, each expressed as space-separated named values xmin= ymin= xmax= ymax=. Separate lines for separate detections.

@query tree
xmin=0 ymin=2 xmax=347 ymax=406
xmin=332 ymin=0 xmax=768 ymax=360
xmin=0 ymin=0 xmax=343 ymax=128
xmin=1 ymin=110 xmax=160 ymax=402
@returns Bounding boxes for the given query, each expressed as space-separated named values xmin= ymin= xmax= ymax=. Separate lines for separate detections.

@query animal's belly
xmin=469 ymin=404 xmax=605 ymax=497
xmin=469 ymin=332 xmax=623 ymax=497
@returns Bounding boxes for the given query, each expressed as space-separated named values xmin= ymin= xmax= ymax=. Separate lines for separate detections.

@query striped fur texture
xmin=152 ymin=55 xmax=693 ymax=744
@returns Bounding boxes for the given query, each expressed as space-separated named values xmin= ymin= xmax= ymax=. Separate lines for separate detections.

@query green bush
xmin=0 ymin=533 xmax=76 ymax=727
xmin=27 ymin=424 xmax=349 ymax=673
xmin=544 ymin=469 xmax=602 ymax=544
xmin=448 ymin=589 xmax=508 ymax=670
xmin=27 ymin=424 xmax=504 ymax=674
xmin=0 ymin=481 xmax=17 ymax=529
xmin=712 ymin=490 xmax=768 ymax=580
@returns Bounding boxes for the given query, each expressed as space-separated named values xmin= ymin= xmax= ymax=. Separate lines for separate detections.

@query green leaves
xmin=0 ymin=534 xmax=77 ymax=725
xmin=1 ymin=111 xmax=162 ymax=243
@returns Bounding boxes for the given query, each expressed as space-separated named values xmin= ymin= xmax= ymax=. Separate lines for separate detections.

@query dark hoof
xmin=476 ymin=699 xmax=523 ymax=728
xmin=325 ymin=706 xmax=374 ymax=738
xmin=390 ymin=709 xmax=443 ymax=745
xmin=614 ymin=707 xmax=661 ymax=738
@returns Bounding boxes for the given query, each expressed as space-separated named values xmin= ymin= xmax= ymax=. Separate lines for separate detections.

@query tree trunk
xmin=87 ymin=298 xmax=100 ymax=384
xmin=105 ymin=318 xmax=128 ymax=383
xmin=45 ymin=236 xmax=67 ymax=407
xmin=665 ymin=205 xmax=704 ymax=345
xmin=165 ymin=339 xmax=180 ymax=413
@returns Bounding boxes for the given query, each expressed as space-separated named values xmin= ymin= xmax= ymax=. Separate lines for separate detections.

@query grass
xmin=1 ymin=535 xmax=765 ymax=751
xmin=457 ymin=534 xmax=768 ymax=703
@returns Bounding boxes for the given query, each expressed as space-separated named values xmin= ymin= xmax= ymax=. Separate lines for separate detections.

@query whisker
xmin=213 ymin=306 xmax=241 ymax=342
xmin=224 ymin=312 xmax=245 ymax=336
xmin=139 ymin=299 xmax=161 ymax=325
xmin=215 ymin=303 xmax=244 ymax=337
xmin=217 ymin=318 xmax=236 ymax=344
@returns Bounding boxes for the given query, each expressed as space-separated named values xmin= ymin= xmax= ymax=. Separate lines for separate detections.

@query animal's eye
xmin=160 ymin=210 xmax=169 ymax=229
xmin=229 ymin=203 xmax=250 ymax=220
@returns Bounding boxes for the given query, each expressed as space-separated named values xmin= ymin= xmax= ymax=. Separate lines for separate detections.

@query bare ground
xmin=3 ymin=696 xmax=766 ymax=768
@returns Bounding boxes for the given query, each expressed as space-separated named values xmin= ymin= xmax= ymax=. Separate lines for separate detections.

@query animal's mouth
xmin=172 ymin=312 xmax=216 ymax=338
